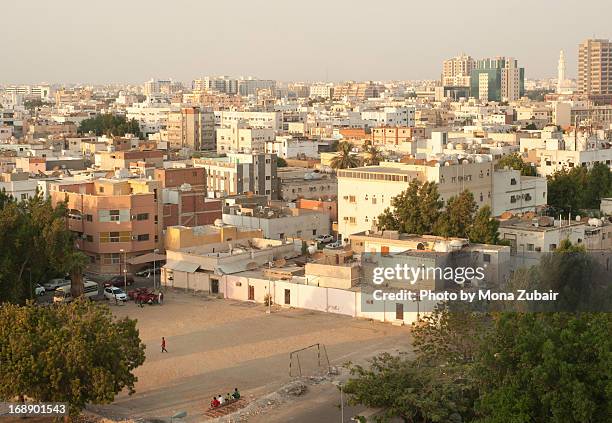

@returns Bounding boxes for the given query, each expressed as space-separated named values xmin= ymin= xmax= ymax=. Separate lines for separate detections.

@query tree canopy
xmin=547 ymin=163 xmax=612 ymax=213
xmin=496 ymin=153 xmax=537 ymax=176
xmin=344 ymin=246 xmax=611 ymax=422
xmin=0 ymin=299 xmax=146 ymax=416
xmin=0 ymin=192 xmax=81 ymax=303
xmin=276 ymin=156 xmax=288 ymax=167
xmin=377 ymin=182 xmax=500 ymax=244
xmin=78 ymin=113 xmax=141 ymax=138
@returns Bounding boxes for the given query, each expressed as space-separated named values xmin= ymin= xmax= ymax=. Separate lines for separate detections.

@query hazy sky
xmin=2 ymin=0 xmax=610 ymax=84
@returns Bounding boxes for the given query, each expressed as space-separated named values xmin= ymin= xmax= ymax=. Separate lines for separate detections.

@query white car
xmin=103 ymin=286 xmax=127 ymax=302
xmin=43 ymin=278 xmax=70 ymax=291
xmin=325 ymin=241 xmax=343 ymax=249
xmin=315 ymin=234 xmax=334 ymax=243
xmin=34 ymin=284 xmax=46 ymax=296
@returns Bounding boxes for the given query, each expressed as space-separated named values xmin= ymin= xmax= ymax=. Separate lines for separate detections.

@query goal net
xmin=289 ymin=343 xmax=330 ymax=377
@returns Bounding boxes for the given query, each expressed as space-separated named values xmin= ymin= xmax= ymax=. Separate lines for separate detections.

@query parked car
xmin=315 ymin=234 xmax=334 ymax=243
xmin=135 ymin=267 xmax=161 ymax=278
xmin=106 ymin=275 xmax=135 ymax=287
xmin=103 ymin=286 xmax=127 ymax=302
xmin=128 ymin=287 xmax=158 ymax=304
xmin=325 ymin=241 xmax=343 ymax=249
xmin=53 ymin=281 xmax=99 ymax=304
xmin=34 ymin=284 xmax=46 ymax=296
xmin=43 ymin=278 xmax=70 ymax=291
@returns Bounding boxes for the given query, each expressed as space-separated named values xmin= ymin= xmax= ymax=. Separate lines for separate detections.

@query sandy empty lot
xmin=89 ymin=290 xmax=412 ymax=421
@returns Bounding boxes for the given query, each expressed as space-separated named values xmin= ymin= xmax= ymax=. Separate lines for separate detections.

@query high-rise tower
xmin=557 ymin=50 xmax=566 ymax=94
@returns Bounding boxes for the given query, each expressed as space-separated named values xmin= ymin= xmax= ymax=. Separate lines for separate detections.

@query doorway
xmin=248 ymin=285 xmax=255 ymax=301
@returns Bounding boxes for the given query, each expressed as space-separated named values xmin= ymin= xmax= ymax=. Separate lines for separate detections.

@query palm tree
xmin=330 ymin=141 xmax=361 ymax=170
xmin=363 ymin=144 xmax=383 ymax=166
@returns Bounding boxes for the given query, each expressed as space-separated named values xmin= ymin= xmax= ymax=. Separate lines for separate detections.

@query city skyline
xmin=2 ymin=0 xmax=611 ymax=84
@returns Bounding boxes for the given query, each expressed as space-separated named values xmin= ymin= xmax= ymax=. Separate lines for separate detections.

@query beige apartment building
xmin=371 ymin=126 xmax=426 ymax=145
xmin=442 ymin=54 xmax=475 ymax=86
xmin=50 ymin=178 xmax=163 ymax=274
xmin=337 ymin=159 xmax=494 ymax=235
xmin=216 ymin=121 xmax=275 ymax=154
xmin=578 ymin=39 xmax=612 ymax=99
xmin=167 ymin=107 xmax=215 ymax=151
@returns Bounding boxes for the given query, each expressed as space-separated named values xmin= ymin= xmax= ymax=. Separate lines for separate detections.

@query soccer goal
xmin=289 ymin=343 xmax=331 ymax=377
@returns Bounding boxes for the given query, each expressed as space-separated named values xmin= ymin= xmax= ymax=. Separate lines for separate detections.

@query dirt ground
xmin=88 ymin=289 xmax=412 ymax=422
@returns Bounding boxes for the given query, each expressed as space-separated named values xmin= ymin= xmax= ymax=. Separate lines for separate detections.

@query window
xmin=510 ymin=178 xmax=517 ymax=185
xmin=136 ymin=213 xmax=149 ymax=221
xmin=109 ymin=210 xmax=120 ymax=222
xmin=99 ymin=186 xmax=104 ymax=193
xmin=21 ymin=193 xmax=27 ymax=200
xmin=100 ymin=231 xmax=130 ymax=243
xmin=85 ymin=235 xmax=93 ymax=242
xmin=86 ymin=214 xmax=93 ymax=222
xmin=483 ymin=253 xmax=491 ymax=263
xmin=137 ymin=234 xmax=150 ymax=241
xmin=549 ymin=244 xmax=557 ymax=251
xmin=312 ymin=229 xmax=317 ymax=235
xmin=349 ymin=195 xmax=356 ymax=203
xmin=527 ymin=243 xmax=534 ymax=251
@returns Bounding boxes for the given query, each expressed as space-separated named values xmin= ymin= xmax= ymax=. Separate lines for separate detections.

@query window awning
xmin=163 ymin=260 xmax=200 ymax=273
xmin=127 ymin=252 xmax=167 ymax=265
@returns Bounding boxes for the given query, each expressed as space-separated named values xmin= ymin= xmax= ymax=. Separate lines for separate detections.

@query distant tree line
xmin=79 ymin=113 xmax=141 ymax=137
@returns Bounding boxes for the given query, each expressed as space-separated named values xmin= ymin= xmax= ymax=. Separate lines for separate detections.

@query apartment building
xmin=214 ymin=111 xmax=282 ymax=131
xmin=360 ymin=107 xmax=415 ymax=128
xmin=309 ymin=85 xmax=334 ymax=99
xmin=216 ymin=121 xmax=275 ymax=154
xmin=277 ymin=167 xmax=337 ymax=202
xmin=193 ymin=76 xmax=238 ymax=94
xmin=491 ymin=169 xmax=547 ymax=216
xmin=222 ymin=203 xmax=331 ymax=240
xmin=442 ymin=54 xmax=476 ymax=86
xmin=154 ymin=167 xmax=222 ymax=228
xmin=193 ymin=152 xmax=278 ymax=199
xmin=125 ymin=100 xmax=172 ymax=136
xmin=338 ymin=158 xmax=495 ymax=235
xmin=371 ymin=126 xmax=426 ymax=145
xmin=167 ymin=107 xmax=215 ymax=151
xmin=332 ymin=82 xmax=383 ymax=100
xmin=94 ymin=150 xmax=164 ymax=171
xmin=50 ymin=178 xmax=163 ymax=274
xmin=578 ymin=39 xmax=612 ymax=101
xmin=265 ymin=136 xmax=318 ymax=159
xmin=0 ymin=171 xmax=38 ymax=201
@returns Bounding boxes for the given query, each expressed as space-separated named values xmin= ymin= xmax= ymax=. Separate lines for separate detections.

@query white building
xmin=265 ymin=136 xmax=319 ymax=159
xmin=222 ymin=204 xmax=330 ymax=241
xmin=216 ymin=121 xmax=275 ymax=154
xmin=360 ymin=107 xmax=415 ymax=128
xmin=214 ymin=110 xmax=282 ymax=131
xmin=126 ymin=100 xmax=173 ymax=136
xmin=309 ymin=85 xmax=334 ymax=99
xmin=491 ymin=169 xmax=547 ymax=216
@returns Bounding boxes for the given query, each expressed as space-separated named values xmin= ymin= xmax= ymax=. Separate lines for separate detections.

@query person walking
xmin=161 ymin=337 xmax=168 ymax=353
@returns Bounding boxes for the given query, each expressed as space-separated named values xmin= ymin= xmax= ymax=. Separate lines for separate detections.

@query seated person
xmin=218 ymin=394 xmax=225 ymax=405
xmin=211 ymin=397 xmax=220 ymax=408
xmin=232 ymin=388 xmax=240 ymax=399
xmin=225 ymin=393 xmax=232 ymax=402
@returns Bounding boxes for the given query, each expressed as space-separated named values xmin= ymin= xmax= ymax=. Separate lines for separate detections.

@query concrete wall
xmin=221 ymin=275 xmax=422 ymax=325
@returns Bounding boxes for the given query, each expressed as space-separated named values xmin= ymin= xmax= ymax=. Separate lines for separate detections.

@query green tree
xmin=475 ymin=312 xmax=611 ymax=423
xmin=584 ymin=162 xmax=612 ymax=209
xmin=78 ymin=114 xmax=141 ymax=138
xmin=276 ymin=156 xmax=288 ymax=167
xmin=546 ymin=167 xmax=587 ymax=214
xmin=330 ymin=141 xmax=361 ymax=170
xmin=376 ymin=180 xmax=442 ymax=235
xmin=434 ymin=190 xmax=477 ymax=238
xmin=0 ymin=193 xmax=77 ymax=303
xmin=0 ymin=299 xmax=146 ymax=416
xmin=468 ymin=205 xmax=499 ymax=244
xmin=496 ymin=153 xmax=536 ymax=176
